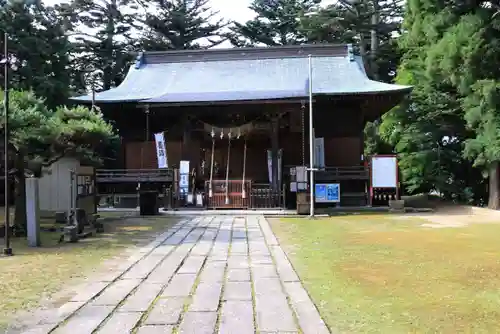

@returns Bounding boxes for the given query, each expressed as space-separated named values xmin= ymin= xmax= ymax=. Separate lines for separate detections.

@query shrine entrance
xmin=179 ymin=118 xmax=284 ymax=210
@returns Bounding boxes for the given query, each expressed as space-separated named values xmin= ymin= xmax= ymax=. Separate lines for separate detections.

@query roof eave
xmin=69 ymin=86 xmax=413 ymax=106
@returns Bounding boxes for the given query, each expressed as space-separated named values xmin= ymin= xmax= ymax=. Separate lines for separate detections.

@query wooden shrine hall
xmin=72 ymin=44 xmax=411 ymax=210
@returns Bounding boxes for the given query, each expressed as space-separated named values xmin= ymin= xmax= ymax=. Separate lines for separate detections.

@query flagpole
xmin=308 ymin=55 xmax=315 ymax=218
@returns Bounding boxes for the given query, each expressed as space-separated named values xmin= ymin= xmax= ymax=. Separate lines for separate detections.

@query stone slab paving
xmin=218 ymin=300 xmax=254 ymax=334
xmin=96 ymin=311 xmax=143 ymax=333
xmin=18 ymin=214 xmax=330 ymax=334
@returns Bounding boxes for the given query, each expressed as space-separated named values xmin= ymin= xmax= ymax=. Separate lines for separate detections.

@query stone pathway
xmin=19 ymin=215 xmax=330 ymax=334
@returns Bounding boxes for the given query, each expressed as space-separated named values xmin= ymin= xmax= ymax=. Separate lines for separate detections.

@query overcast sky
xmin=43 ymin=0 xmax=336 ymax=24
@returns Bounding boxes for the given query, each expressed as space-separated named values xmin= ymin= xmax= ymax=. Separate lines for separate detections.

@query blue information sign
xmin=315 ymin=183 xmax=340 ymax=203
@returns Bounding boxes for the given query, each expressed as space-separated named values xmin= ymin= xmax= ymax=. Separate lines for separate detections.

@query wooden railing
xmin=204 ymin=180 xmax=285 ymax=209
xmin=96 ymin=169 xmax=174 ymax=183
xmin=250 ymin=183 xmax=284 ymax=209
xmin=314 ymin=166 xmax=369 ymax=181
xmin=205 ymin=180 xmax=252 ymax=209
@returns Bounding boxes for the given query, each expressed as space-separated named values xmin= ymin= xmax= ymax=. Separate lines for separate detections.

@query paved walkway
xmin=21 ymin=215 xmax=330 ymax=334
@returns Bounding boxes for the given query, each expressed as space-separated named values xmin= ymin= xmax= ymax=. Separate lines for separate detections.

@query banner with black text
xmin=154 ymin=132 xmax=168 ymax=168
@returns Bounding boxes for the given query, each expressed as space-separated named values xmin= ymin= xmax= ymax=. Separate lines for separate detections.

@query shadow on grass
xmin=2 ymin=213 xmax=178 ymax=253
xmin=270 ymin=215 xmax=500 ymax=333
xmin=0 ymin=212 xmax=179 ymax=330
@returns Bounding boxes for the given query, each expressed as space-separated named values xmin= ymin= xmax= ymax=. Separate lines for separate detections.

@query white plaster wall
xmin=38 ymin=158 xmax=80 ymax=213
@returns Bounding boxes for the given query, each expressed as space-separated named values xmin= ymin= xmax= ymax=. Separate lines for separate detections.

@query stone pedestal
xmin=26 ymin=178 xmax=41 ymax=247
xmin=389 ymin=199 xmax=405 ymax=213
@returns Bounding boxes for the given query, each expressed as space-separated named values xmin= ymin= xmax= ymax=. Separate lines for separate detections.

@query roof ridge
xmin=139 ymin=44 xmax=348 ymax=65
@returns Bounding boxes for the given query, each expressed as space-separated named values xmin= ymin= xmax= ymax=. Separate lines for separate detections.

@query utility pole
xmin=308 ymin=55 xmax=315 ymax=218
xmin=2 ymin=32 xmax=12 ymax=256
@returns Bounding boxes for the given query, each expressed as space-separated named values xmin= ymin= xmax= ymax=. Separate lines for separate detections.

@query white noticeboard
xmin=179 ymin=160 xmax=190 ymax=195
xmin=371 ymin=156 xmax=398 ymax=188
xmin=180 ymin=160 xmax=190 ymax=174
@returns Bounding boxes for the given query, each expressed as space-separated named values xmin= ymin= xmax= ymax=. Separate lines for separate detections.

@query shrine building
xmin=72 ymin=43 xmax=411 ymax=210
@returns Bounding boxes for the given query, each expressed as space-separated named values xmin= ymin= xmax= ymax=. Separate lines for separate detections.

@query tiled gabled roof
xmin=72 ymin=44 xmax=411 ymax=104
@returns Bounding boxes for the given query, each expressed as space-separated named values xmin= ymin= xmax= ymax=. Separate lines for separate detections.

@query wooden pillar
xmin=182 ymin=117 xmax=191 ymax=162
xmin=360 ymin=108 xmax=365 ymax=162
xmin=271 ymin=117 xmax=279 ymax=192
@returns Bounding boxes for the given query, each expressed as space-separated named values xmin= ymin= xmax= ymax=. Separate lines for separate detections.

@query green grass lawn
xmin=270 ymin=214 xmax=500 ymax=334
xmin=0 ymin=212 xmax=176 ymax=329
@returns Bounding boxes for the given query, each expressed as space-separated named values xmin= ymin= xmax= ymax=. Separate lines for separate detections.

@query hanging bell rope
xmin=208 ymin=129 xmax=215 ymax=198
xmin=242 ymin=137 xmax=247 ymax=199
xmin=225 ymin=132 xmax=232 ymax=205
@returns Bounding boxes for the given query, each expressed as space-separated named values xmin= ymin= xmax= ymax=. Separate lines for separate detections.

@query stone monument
xmin=26 ymin=177 xmax=41 ymax=247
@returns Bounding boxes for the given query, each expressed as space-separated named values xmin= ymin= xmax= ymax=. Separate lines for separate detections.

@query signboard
xmin=371 ymin=156 xmax=397 ymax=188
xmin=179 ymin=174 xmax=189 ymax=187
xmin=179 ymin=160 xmax=189 ymax=195
xmin=154 ymin=132 xmax=168 ymax=168
xmin=180 ymin=160 xmax=190 ymax=174
xmin=296 ymin=166 xmax=308 ymax=191
xmin=315 ymin=183 xmax=340 ymax=203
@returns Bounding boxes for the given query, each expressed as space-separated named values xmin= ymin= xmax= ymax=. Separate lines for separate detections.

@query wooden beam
xmin=138 ymin=99 xmax=315 ymax=108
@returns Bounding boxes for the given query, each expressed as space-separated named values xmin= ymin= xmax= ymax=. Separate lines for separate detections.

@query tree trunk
xmin=13 ymin=154 xmax=27 ymax=236
xmin=488 ymin=162 xmax=500 ymax=209
xmin=370 ymin=0 xmax=380 ymax=80
xmin=358 ymin=34 xmax=371 ymax=77
xmin=103 ymin=0 xmax=117 ymax=91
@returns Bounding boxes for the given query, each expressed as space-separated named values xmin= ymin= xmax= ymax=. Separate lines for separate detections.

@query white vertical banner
xmin=314 ymin=137 xmax=325 ymax=168
xmin=154 ymin=132 xmax=168 ymax=168
xmin=267 ymin=149 xmax=283 ymax=184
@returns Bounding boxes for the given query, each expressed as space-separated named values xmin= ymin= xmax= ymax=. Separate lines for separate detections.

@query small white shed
xmin=38 ymin=157 xmax=80 ymax=217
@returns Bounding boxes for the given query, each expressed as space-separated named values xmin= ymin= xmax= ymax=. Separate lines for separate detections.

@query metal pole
xmin=308 ymin=55 xmax=314 ymax=218
xmin=3 ymin=32 xmax=12 ymax=255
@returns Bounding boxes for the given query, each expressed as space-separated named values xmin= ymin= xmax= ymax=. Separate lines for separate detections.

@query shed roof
xmin=72 ymin=44 xmax=411 ymax=104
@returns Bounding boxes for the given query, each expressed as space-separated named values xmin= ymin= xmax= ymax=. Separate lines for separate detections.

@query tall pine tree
xmin=230 ymin=0 xmax=321 ymax=47
xmin=300 ymin=0 xmax=403 ymax=81
xmin=379 ymin=0 xmax=495 ymax=204
xmin=0 ymin=0 xmax=71 ymax=108
xmin=57 ymin=0 xmax=138 ymax=91
xmin=137 ymin=0 xmax=227 ymax=50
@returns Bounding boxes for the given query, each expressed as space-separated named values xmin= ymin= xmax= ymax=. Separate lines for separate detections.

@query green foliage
xmin=57 ymin=0 xmax=138 ymax=91
xmin=364 ymin=120 xmax=393 ymax=157
xmin=0 ymin=90 xmax=118 ymax=233
xmin=463 ymin=81 xmax=500 ymax=168
xmin=300 ymin=0 xmax=403 ymax=81
xmin=0 ymin=0 xmax=71 ymax=108
xmin=0 ymin=90 xmax=118 ymax=166
xmin=229 ymin=0 xmax=321 ymax=47
xmin=379 ymin=0 xmax=498 ymax=203
xmin=137 ymin=0 xmax=228 ymax=50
